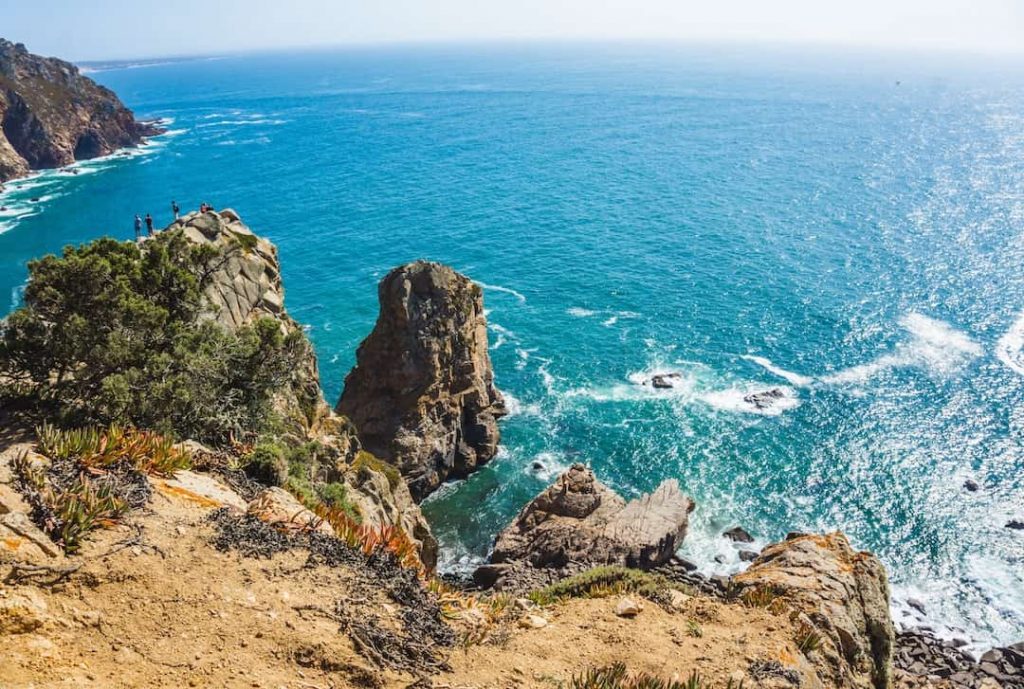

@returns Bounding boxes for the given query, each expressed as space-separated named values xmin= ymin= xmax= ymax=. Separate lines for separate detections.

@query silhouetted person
xmin=134 ymin=214 xmax=142 ymax=240
xmin=171 ymin=200 xmax=180 ymax=219
xmin=145 ymin=213 xmax=154 ymax=236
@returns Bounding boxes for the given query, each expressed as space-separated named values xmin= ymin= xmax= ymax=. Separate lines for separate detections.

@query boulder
xmin=342 ymin=452 xmax=438 ymax=569
xmin=733 ymin=532 xmax=894 ymax=689
xmin=743 ymin=388 xmax=785 ymax=410
xmin=337 ymin=261 xmax=506 ymax=501
xmin=248 ymin=488 xmax=334 ymax=536
xmin=489 ymin=464 xmax=694 ymax=571
xmin=650 ymin=373 xmax=682 ymax=389
xmin=615 ymin=597 xmax=642 ymax=618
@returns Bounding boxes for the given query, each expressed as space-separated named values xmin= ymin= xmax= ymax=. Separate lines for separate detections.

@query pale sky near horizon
xmin=1 ymin=0 xmax=1022 ymax=61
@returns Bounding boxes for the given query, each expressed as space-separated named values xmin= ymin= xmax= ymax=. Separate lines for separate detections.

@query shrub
xmin=0 ymin=231 xmax=313 ymax=444
xmin=37 ymin=422 xmax=191 ymax=476
xmin=316 ymin=481 xmax=360 ymax=522
xmin=351 ymin=450 xmax=401 ymax=490
xmin=243 ymin=442 xmax=288 ymax=486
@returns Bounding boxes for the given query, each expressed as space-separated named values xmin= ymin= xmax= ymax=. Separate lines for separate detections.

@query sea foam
xmin=996 ymin=311 xmax=1024 ymax=377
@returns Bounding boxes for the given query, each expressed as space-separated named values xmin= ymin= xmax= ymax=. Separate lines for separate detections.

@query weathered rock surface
xmin=488 ymin=464 xmax=694 ymax=573
xmin=894 ymin=630 xmax=1024 ymax=688
xmin=734 ymin=532 xmax=894 ymax=689
xmin=167 ymin=209 xmax=327 ymax=433
xmin=0 ymin=39 xmax=162 ymax=183
xmin=337 ymin=261 xmax=505 ymax=501
xmin=0 ymin=588 xmax=48 ymax=634
xmin=166 ymin=212 xmax=439 ymax=567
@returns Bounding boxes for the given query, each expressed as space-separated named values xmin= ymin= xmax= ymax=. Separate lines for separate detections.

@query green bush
xmin=243 ymin=442 xmax=288 ymax=486
xmin=351 ymin=450 xmax=401 ymax=490
xmin=0 ymin=231 xmax=313 ymax=444
xmin=316 ymin=481 xmax=360 ymax=522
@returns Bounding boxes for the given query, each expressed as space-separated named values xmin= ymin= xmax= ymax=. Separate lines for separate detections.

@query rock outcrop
xmin=166 ymin=210 xmax=438 ymax=567
xmin=337 ymin=261 xmax=505 ymax=501
xmin=734 ymin=532 xmax=894 ymax=689
xmin=478 ymin=464 xmax=694 ymax=589
xmin=168 ymin=209 xmax=325 ymax=431
xmin=0 ymin=39 xmax=162 ymax=183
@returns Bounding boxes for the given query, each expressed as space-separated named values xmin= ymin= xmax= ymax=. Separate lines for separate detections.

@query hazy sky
xmin=2 ymin=0 xmax=1023 ymax=61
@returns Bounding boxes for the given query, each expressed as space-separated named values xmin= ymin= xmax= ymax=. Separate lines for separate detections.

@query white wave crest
xmin=996 ymin=311 xmax=1024 ymax=377
xmin=822 ymin=313 xmax=982 ymax=384
xmin=701 ymin=386 xmax=801 ymax=416
xmin=742 ymin=355 xmax=814 ymax=387
xmin=567 ymin=307 xmax=596 ymax=317
xmin=476 ymin=281 xmax=527 ymax=304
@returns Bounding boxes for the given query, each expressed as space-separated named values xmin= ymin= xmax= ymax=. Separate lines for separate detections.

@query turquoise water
xmin=1 ymin=43 xmax=1022 ymax=648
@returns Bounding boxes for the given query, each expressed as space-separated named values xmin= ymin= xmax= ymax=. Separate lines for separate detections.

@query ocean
xmin=1 ymin=42 xmax=1022 ymax=649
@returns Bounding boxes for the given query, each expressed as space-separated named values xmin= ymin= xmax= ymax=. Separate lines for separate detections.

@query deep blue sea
xmin=1 ymin=43 xmax=1022 ymax=648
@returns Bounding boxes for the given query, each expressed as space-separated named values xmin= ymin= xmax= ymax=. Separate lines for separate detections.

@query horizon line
xmin=60 ymin=35 xmax=1024 ymax=67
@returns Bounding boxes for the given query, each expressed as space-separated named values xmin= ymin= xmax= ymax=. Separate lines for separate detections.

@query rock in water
xmin=734 ymin=532 xmax=894 ymax=689
xmin=743 ymin=388 xmax=785 ymax=410
xmin=0 ymin=39 xmax=164 ymax=183
xmin=489 ymin=463 xmax=694 ymax=570
xmin=723 ymin=526 xmax=754 ymax=543
xmin=337 ymin=261 xmax=506 ymax=501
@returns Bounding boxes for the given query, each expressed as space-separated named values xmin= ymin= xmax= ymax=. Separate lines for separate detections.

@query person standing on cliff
xmin=134 ymin=214 xmax=142 ymax=240
xmin=171 ymin=200 xmax=180 ymax=219
xmin=145 ymin=213 xmax=154 ymax=236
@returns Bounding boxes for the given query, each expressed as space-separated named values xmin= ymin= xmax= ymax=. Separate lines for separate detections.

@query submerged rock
xmin=488 ymin=463 xmax=694 ymax=572
xmin=734 ymin=532 xmax=894 ymax=689
xmin=337 ymin=261 xmax=505 ymax=501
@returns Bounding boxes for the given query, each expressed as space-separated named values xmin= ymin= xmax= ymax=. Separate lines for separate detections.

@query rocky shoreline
xmin=0 ymin=38 xmax=163 ymax=185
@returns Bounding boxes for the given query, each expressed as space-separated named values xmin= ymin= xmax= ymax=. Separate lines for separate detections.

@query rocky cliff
xmin=0 ymin=39 xmax=162 ymax=183
xmin=169 ymin=209 xmax=437 ymax=566
xmin=337 ymin=261 xmax=506 ymax=501
xmin=735 ymin=533 xmax=895 ymax=689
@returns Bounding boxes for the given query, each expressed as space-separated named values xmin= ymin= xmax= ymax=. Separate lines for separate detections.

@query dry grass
xmin=571 ymin=663 xmax=745 ymax=689
xmin=528 ymin=566 xmax=682 ymax=606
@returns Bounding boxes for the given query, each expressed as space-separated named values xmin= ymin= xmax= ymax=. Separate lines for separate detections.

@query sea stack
xmin=337 ymin=261 xmax=505 ymax=501
xmin=0 ymin=39 xmax=163 ymax=183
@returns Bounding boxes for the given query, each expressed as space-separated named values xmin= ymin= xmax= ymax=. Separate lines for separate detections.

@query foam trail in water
xmin=822 ymin=312 xmax=982 ymax=384
xmin=741 ymin=355 xmax=814 ymax=387
xmin=996 ymin=311 xmax=1024 ymax=377
xmin=701 ymin=386 xmax=800 ymax=416
xmin=476 ymin=281 xmax=527 ymax=304
xmin=567 ymin=307 xmax=596 ymax=317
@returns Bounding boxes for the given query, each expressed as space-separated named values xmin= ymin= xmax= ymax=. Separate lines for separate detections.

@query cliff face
xmin=337 ymin=261 xmax=506 ymax=501
xmin=735 ymin=532 xmax=895 ymax=689
xmin=170 ymin=210 xmax=437 ymax=566
xmin=0 ymin=39 xmax=162 ymax=183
